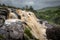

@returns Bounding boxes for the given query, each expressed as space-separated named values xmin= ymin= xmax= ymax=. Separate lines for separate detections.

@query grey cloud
xmin=0 ymin=0 xmax=60 ymax=10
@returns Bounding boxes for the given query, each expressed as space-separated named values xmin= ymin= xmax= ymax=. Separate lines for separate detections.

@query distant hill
xmin=37 ymin=6 xmax=60 ymax=12
xmin=36 ymin=6 xmax=60 ymax=25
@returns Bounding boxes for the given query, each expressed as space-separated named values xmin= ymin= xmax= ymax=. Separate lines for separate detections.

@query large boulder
xmin=0 ymin=19 xmax=24 ymax=40
xmin=46 ymin=26 xmax=60 ymax=40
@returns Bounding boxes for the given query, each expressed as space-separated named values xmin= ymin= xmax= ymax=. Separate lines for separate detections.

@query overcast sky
xmin=0 ymin=0 xmax=60 ymax=10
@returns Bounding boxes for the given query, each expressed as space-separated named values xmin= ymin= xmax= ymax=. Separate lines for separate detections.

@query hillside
xmin=36 ymin=6 xmax=60 ymax=25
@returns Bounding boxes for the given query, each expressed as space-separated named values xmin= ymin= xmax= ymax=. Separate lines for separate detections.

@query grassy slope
xmin=36 ymin=6 xmax=60 ymax=24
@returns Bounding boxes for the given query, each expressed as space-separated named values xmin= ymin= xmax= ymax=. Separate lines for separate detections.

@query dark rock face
xmin=0 ymin=8 xmax=9 ymax=27
xmin=0 ymin=8 xmax=9 ymax=19
xmin=0 ymin=20 xmax=24 ymax=40
xmin=46 ymin=27 xmax=60 ymax=40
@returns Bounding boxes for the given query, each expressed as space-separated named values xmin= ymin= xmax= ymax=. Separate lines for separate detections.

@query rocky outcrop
xmin=46 ymin=26 xmax=60 ymax=40
xmin=0 ymin=8 xmax=10 ymax=27
xmin=0 ymin=19 xmax=24 ymax=40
